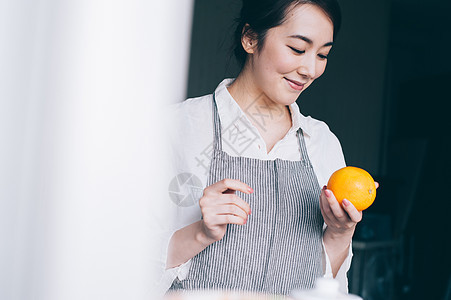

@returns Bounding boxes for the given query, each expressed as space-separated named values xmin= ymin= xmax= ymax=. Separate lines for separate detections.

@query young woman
xmin=164 ymin=0 xmax=369 ymax=295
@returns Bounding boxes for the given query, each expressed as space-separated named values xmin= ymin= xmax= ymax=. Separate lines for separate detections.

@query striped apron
xmin=171 ymin=95 xmax=324 ymax=295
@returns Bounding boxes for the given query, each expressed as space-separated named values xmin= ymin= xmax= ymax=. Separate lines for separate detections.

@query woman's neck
xmin=227 ymin=67 xmax=292 ymax=127
xmin=227 ymin=69 xmax=257 ymax=108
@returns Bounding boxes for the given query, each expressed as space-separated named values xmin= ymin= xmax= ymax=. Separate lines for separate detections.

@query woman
xmin=164 ymin=0 xmax=365 ymax=295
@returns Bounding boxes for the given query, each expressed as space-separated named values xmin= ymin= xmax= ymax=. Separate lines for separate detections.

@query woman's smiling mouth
xmin=284 ymin=77 xmax=306 ymax=91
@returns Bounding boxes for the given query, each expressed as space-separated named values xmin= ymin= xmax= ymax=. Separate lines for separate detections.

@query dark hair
xmin=233 ymin=0 xmax=342 ymax=70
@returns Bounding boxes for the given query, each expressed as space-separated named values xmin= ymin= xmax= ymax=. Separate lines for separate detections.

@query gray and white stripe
xmin=170 ymin=95 xmax=323 ymax=295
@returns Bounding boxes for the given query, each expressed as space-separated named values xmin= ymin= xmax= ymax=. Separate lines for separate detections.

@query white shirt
xmin=161 ymin=78 xmax=352 ymax=294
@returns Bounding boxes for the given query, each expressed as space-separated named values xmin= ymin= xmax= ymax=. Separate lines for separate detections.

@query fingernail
xmin=324 ymin=189 xmax=332 ymax=197
xmin=249 ymin=208 xmax=252 ymax=215
xmin=248 ymin=187 xmax=254 ymax=193
xmin=343 ymin=199 xmax=350 ymax=206
xmin=323 ymin=185 xmax=327 ymax=190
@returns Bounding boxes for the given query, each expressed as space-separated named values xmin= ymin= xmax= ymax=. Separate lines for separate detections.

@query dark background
xmin=185 ymin=0 xmax=451 ymax=299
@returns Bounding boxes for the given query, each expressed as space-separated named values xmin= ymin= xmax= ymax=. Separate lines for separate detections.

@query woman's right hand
xmin=166 ymin=179 xmax=253 ymax=269
xmin=199 ymin=178 xmax=253 ymax=244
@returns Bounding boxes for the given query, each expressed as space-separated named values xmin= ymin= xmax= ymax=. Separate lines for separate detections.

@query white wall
xmin=0 ymin=1 xmax=193 ymax=299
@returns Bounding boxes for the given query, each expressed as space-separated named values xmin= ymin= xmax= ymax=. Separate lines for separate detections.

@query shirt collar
xmin=213 ymin=78 xmax=248 ymax=131
xmin=287 ymin=101 xmax=313 ymax=137
xmin=213 ymin=78 xmax=313 ymax=137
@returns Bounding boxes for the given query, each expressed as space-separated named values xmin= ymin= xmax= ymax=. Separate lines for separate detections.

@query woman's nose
xmin=297 ymin=54 xmax=316 ymax=79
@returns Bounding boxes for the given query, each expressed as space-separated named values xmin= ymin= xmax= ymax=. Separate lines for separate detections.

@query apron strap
xmin=211 ymin=93 xmax=223 ymax=151
xmin=296 ymin=128 xmax=313 ymax=167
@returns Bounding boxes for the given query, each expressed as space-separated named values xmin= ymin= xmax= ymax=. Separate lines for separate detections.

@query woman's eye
xmin=318 ymin=54 xmax=329 ymax=60
xmin=288 ymin=46 xmax=305 ymax=55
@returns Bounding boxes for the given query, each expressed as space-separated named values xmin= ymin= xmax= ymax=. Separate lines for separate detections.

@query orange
xmin=327 ymin=166 xmax=376 ymax=211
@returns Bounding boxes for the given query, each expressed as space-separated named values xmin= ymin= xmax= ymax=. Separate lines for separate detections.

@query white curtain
xmin=0 ymin=0 xmax=193 ymax=299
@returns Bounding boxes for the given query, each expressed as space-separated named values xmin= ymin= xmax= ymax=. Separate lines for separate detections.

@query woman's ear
xmin=241 ymin=23 xmax=258 ymax=54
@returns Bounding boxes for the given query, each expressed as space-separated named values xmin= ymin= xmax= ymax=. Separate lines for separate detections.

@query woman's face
xmin=246 ymin=4 xmax=334 ymax=105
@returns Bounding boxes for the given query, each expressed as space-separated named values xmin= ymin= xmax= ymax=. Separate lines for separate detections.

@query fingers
xmin=342 ymin=199 xmax=362 ymax=223
xmin=205 ymin=193 xmax=250 ymax=216
xmin=202 ymin=196 xmax=249 ymax=228
xmin=202 ymin=179 xmax=252 ymax=215
xmin=205 ymin=178 xmax=253 ymax=196
xmin=375 ymin=181 xmax=379 ymax=189
xmin=324 ymin=189 xmax=348 ymax=220
xmin=203 ymin=201 xmax=249 ymax=221
xmin=218 ymin=204 xmax=249 ymax=220
xmin=320 ymin=188 xmax=343 ymax=225
xmin=320 ymin=186 xmax=362 ymax=228
xmin=206 ymin=214 xmax=247 ymax=226
xmin=200 ymin=179 xmax=252 ymax=228
xmin=221 ymin=194 xmax=252 ymax=215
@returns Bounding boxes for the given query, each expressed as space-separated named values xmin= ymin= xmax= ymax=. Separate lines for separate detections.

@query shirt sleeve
xmin=321 ymin=229 xmax=353 ymax=294
xmin=165 ymin=259 xmax=192 ymax=281
xmin=157 ymin=99 xmax=210 ymax=294
xmin=156 ymin=203 xmax=201 ymax=294
xmin=160 ymin=259 xmax=192 ymax=293
xmin=155 ymin=205 xmax=198 ymax=294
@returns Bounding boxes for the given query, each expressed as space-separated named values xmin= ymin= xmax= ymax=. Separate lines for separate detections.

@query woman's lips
xmin=285 ymin=77 xmax=305 ymax=91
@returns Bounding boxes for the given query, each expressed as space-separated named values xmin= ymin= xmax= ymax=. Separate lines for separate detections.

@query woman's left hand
xmin=319 ymin=182 xmax=379 ymax=234
xmin=320 ymin=181 xmax=378 ymax=276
